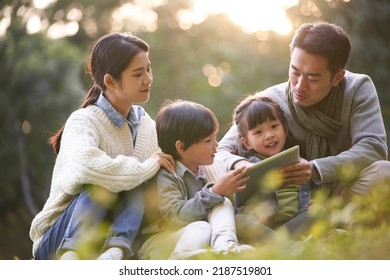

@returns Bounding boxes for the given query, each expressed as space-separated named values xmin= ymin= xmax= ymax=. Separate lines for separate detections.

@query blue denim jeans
xmin=35 ymin=185 xmax=144 ymax=259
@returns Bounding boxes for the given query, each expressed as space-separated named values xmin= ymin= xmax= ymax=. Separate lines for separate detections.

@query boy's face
xmin=241 ymin=118 xmax=287 ymax=158
xmin=179 ymin=130 xmax=219 ymax=174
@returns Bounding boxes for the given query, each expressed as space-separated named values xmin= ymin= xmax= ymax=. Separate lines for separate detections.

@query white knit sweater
xmin=29 ymin=105 xmax=160 ymax=257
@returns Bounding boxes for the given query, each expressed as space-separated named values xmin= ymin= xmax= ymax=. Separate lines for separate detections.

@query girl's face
xmin=179 ymin=130 xmax=219 ymax=175
xmin=105 ymin=51 xmax=153 ymax=117
xmin=241 ymin=118 xmax=287 ymax=158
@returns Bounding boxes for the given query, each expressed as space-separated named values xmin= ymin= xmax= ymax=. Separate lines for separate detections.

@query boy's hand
xmin=211 ymin=166 xmax=250 ymax=197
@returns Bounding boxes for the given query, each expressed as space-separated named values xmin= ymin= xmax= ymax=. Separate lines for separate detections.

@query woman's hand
xmin=153 ymin=152 xmax=176 ymax=176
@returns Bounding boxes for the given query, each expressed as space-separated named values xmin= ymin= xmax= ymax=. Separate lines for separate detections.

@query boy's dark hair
xmin=156 ymin=100 xmax=218 ymax=160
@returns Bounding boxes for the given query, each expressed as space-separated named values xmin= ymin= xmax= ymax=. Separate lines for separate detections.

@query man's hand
xmin=281 ymin=157 xmax=319 ymax=185
xmin=233 ymin=159 xmax=253 ymax=169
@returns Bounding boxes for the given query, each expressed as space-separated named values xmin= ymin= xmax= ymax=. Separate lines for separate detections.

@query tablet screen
xmin=234 ymin=145 xmax=300 ymax=208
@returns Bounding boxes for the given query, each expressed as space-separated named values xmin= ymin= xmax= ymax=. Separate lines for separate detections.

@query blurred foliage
xmin=0 ymin=1 xmax=83 ymax=259
xmin=141 ymin=11 xmax=290 ymax=134
xmin=199 ymin=178 xmax=390 ymax=260
xmin=1 ymin=0 xmax=389 ymax=259
xmin=36 ymin=174 xmax=390 ymax=260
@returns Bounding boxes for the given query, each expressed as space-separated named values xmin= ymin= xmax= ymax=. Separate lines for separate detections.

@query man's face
xmin=288 ymin=47 xmax=343 ymax=108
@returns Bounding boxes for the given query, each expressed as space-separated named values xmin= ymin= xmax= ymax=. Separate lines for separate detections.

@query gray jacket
xmin=142 ymin=161 xmax=224 ymax=234
xmin=216 ymin=71 xmax=388 ymax=184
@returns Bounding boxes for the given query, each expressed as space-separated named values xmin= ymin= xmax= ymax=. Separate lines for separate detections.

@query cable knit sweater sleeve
xmin=55 ymin=106 xmax=160 ymax=194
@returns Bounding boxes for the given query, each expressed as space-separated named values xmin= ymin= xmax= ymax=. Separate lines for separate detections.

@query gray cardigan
xmin=141 ymin=161 xmax=225 ymax=235
xmin=216 ymin=71 xmax=388 ymax=184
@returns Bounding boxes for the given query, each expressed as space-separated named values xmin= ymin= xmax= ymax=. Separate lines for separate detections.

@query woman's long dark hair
xmin=49 ymin=33 xmax=149 ymax=155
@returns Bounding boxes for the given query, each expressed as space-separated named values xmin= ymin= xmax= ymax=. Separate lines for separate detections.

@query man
xmin=217 ymin=22 xmax=389 ymax=230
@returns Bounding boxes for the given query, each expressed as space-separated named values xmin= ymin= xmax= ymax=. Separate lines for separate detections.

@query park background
xmin=1 ymin=0 xmax=390 ymax=260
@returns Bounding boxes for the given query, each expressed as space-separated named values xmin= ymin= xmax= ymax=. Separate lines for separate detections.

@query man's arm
xmin=315 ymin=74 xmax=388 ymax=183
xmin=216 ymin=124 xmax=251 ymax=170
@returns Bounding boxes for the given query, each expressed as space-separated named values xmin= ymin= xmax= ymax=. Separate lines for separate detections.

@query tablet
xmin=234 ymin=145 xmax=300 ymax=208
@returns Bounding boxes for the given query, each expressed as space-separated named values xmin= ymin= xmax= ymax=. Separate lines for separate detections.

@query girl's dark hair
xmin=233 ymin=95 xmax=287 ymax=156
xmin=290 ymin=21 xmax=351 ymax=76
xmin=50 ymin=33 xmax=149 ymax=155
xmin=156 ymin=100 xmax=218 ymax=160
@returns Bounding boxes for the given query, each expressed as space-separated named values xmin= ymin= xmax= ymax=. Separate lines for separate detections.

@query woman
xmin=29 ymin=33 xmax=175 ymax=260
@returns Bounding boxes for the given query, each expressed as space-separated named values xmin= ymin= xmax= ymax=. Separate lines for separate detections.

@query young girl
xmin=29 ymin=33 xmax=175 ymax=260
xmin=233 ymin=95 xmax=309 ymax=231
xmin=139 ymin=100 xmax=254 ymax=259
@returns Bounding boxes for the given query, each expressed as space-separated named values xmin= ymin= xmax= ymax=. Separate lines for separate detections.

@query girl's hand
xmin=211 ymin=166 xmax=250 ymax=197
